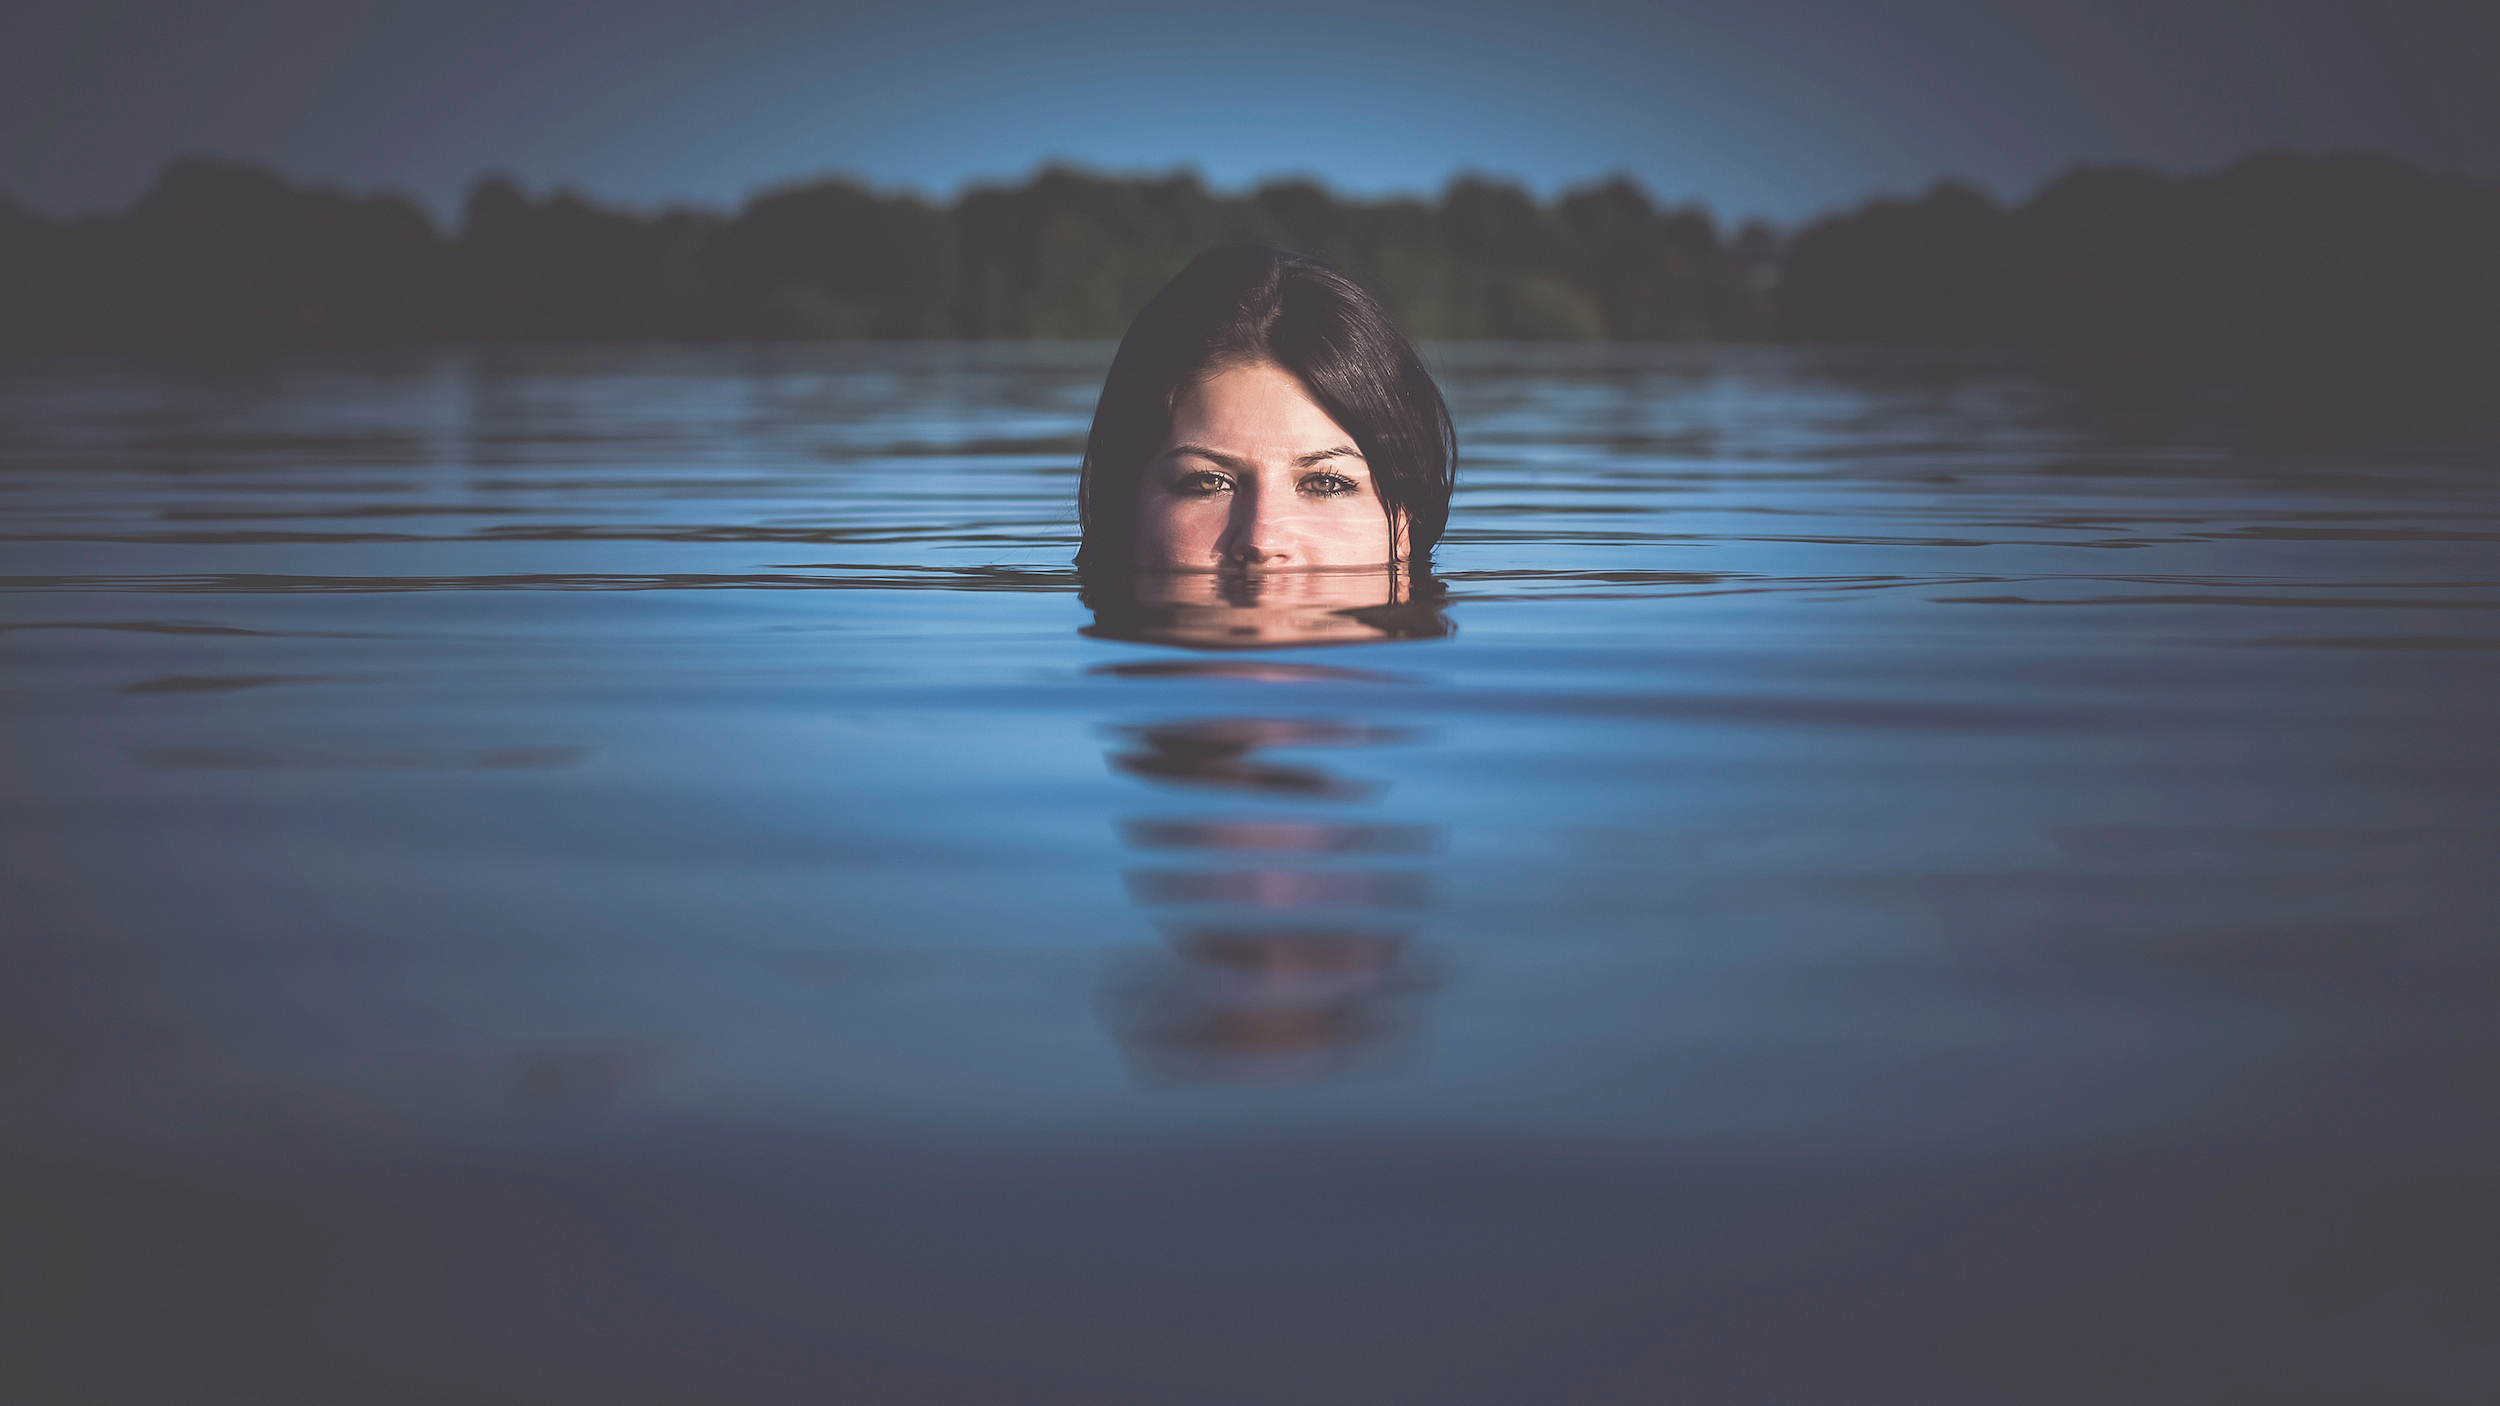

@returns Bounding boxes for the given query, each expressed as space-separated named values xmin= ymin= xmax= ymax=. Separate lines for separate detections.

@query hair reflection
xmin=1091 ymin=569 xmax=1448 ymax=1087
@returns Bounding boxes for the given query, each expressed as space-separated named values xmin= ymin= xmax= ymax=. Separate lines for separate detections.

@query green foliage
xmin=12 ymin=147 xmax=2484 ymax=438
xmin=0 ymin=159 xmax=1773 ymax=348
xmin=1776 ymin=150 xmax=2500 ymax=433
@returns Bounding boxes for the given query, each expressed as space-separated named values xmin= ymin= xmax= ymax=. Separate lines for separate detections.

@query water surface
xmin=3 ymin=344 xmax=2495 ymax=1403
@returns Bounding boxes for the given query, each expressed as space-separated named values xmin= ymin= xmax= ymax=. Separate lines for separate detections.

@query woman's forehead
xmin=1168 ymin=363 xmax=1356 ymax=450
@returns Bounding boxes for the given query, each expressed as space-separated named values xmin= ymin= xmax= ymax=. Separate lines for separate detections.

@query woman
xmin=1080 ymin=250 xmax=1453 ymax=1086
xmin=1076 ymin=245 xmax=1456 ymax=575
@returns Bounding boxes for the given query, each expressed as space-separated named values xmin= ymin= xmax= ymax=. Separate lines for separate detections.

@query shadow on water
xmin=1088 ymin=570 xmax=1449 ymax=1087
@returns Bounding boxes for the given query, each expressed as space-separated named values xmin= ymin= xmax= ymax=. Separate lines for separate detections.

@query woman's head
xmin=1077 ymin=246 xmax=1455 ymax=572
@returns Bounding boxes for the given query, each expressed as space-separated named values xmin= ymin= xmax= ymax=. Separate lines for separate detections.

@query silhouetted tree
xmin=0 ymin=195 xmax=72 ymax=351
xmin=5 ymin=150 xmax=2492 ymax=435
xmin=697 ymin=178 xmax=954 ymax=338
xmin=6 ymin=158 xmax=452 ymax=351
xmin=457 ymin=176 xmax=715 ymax=340
xmin=1781 ymin=151 xmax=2499 ymax=433
xmin=1556 ymin=180 xmax=1705 ymax=339
xmin=1781 ymin=180 xmax=2010 ymax=343
xmin=1433 ymin=177 xmax=1599 ymax=339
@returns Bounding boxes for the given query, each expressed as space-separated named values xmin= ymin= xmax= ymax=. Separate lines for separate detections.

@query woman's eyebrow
xmin=1160 ymin=443 xmax=1367 ymax=471
xmin=1294 ymin=445 xmax=1365 ymax=468
xmin=1161 ymin=443 xmax=1255 ymax=472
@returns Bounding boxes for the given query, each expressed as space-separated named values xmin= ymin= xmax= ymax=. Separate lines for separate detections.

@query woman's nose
xmin=1222 ymin=487 xmax=1295 ymax=565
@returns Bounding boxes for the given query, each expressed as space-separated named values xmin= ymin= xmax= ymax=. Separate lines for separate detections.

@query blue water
xmin=2 ymin=344 xmax=2495 ymax=1403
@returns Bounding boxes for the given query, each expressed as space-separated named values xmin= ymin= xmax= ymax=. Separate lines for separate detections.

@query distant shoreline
xmin=4 ymin=151 xmax=2494 ymax=437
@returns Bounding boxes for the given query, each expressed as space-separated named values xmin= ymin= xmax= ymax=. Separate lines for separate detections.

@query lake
xmin=2 ymin=343 xmax=2494 ymax=1403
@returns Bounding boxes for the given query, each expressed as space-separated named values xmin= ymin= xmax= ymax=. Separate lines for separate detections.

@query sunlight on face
xmin=1133 ymin=361 xmax=1402 ymax=570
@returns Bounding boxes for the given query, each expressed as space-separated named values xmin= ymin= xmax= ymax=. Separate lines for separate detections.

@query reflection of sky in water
xmin=1 ymin=345 xmax=2496 ymax=1399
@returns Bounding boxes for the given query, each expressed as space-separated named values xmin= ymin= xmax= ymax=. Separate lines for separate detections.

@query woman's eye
xmin=1298 ymin=473 xmax=1360 ymax=498
xmin=1173 ymin=471 xmax=1232 ymax=496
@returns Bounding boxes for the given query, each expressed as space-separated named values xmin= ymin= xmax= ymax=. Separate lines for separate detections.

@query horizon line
xmin=3 ymin=143 xmax=2467 ymax=233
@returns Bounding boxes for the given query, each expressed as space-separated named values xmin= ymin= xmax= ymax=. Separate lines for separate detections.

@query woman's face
xmin=1132 ymin=361 xmax=1401 ymax=570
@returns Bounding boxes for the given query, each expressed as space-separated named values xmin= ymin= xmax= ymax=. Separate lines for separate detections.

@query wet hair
xmin=1076 ymin=246 xmax=1457 ymax=570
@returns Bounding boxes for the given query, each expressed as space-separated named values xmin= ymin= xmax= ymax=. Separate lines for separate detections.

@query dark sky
xmin=5 ymin=0 xmax=2495 ymax=226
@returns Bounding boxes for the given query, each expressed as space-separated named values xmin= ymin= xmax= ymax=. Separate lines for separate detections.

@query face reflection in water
xmin=1090 ymin=568 xmax=1447 ymax=1085
xmin=1084 ymin=567 xmax=1445 ymax=653
xmin=1133 ymin=361 xmax=1405 ymax=570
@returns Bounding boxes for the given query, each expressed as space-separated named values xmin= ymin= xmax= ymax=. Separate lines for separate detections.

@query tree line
xmin=0 ymin=160 xmax=1776 ymax=348
xmin=1781 ymin=150 xmax=2499 ymax=428
xmin=2 ymin=150 xmax=2493 ymax=424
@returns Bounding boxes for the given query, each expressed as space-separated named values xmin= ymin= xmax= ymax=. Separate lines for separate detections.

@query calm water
xmin=3 ymin=344 xmax=2495 ymax=1403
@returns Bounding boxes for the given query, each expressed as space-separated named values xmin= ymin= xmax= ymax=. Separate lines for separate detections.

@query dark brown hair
xmin=1076 ymin=246 xmax=1456 ymax=569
